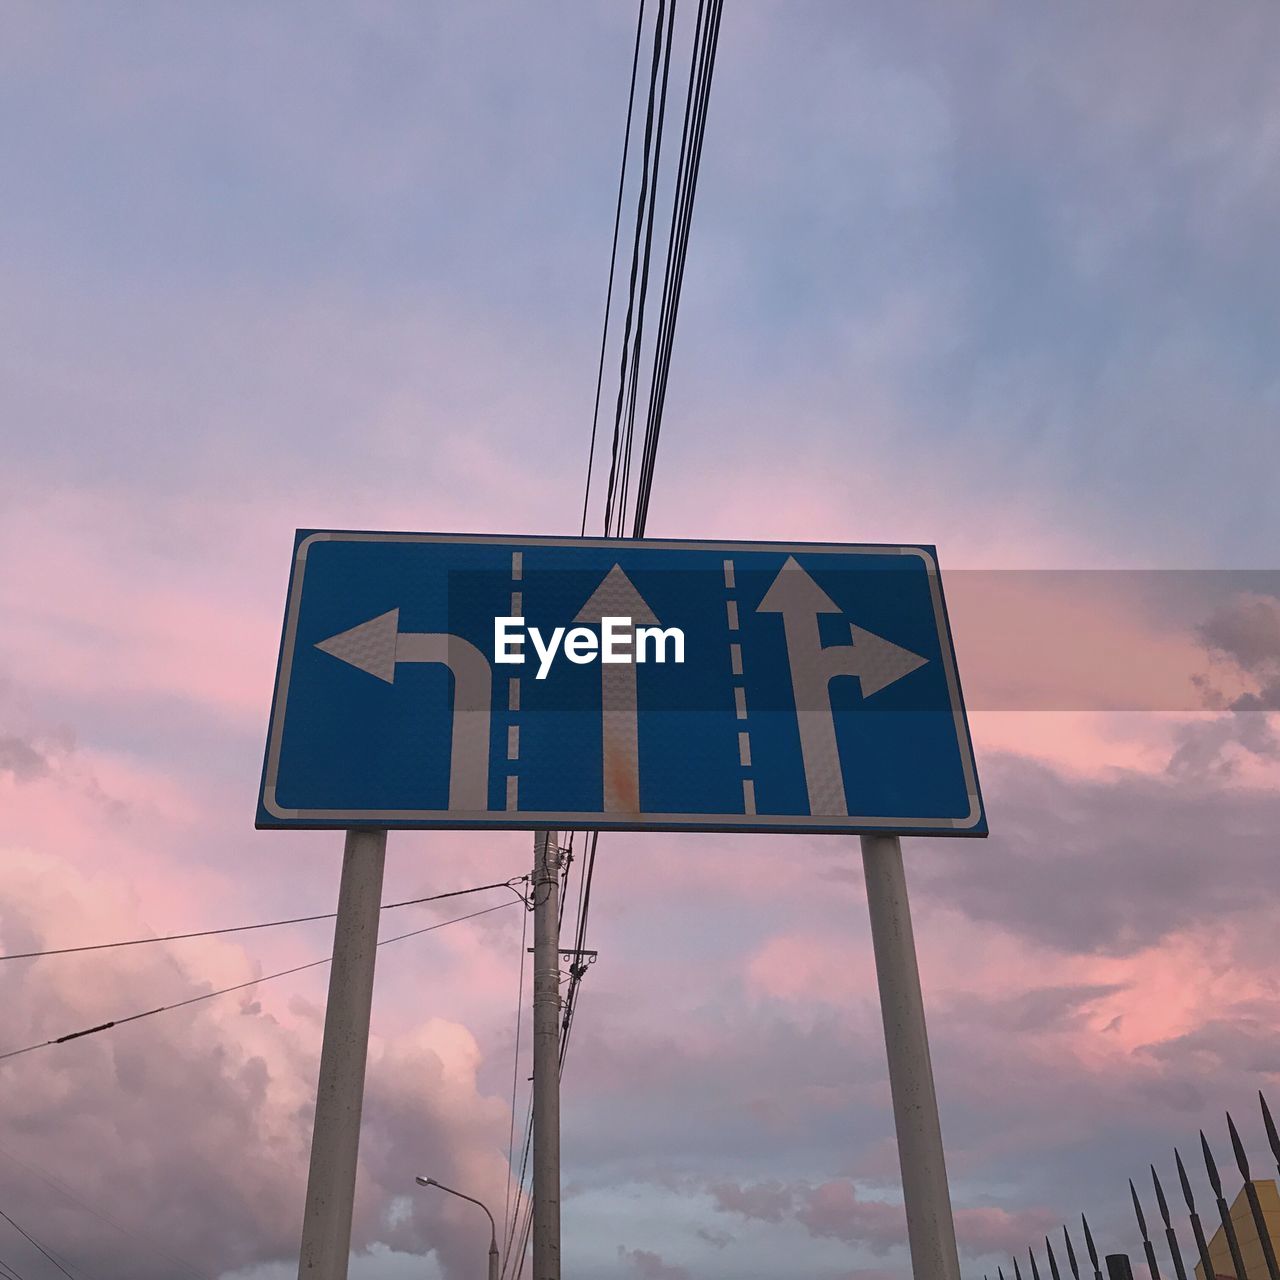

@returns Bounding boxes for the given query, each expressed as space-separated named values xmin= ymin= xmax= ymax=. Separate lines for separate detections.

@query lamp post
xmin=414 ymin=1176 xmax=499 ymax=1280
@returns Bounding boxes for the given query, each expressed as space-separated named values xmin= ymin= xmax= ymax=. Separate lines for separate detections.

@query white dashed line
xmin=507 ymin=552 xmax=522 ymax=810
xmin=724 ymin=558 xmax=755 ymax=817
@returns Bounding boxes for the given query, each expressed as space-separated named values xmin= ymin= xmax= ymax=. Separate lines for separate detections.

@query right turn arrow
xmin=757 ymin=556 xmax=927 ymax=817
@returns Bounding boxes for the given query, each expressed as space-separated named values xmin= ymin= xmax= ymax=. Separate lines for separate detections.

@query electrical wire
xmin=581 ymin=0 xmax=648 ymax=536
xmin=0 ymin=1209 xmax=78 ymax=1280
xmin=614 ymin=0 xmax=679 ymax=539
xmin=0 ymin=1254 xmax=27 ymax=1280
xmin=0 ymin=1143 xmax=209 ymax=1280
xmin=496 ymin=1095 xmax=532 ymax=1274
xmin=501 ymin=900 xmax=530 ymax=1254
xmin=603 ymin=0 xmax=677 ymax=539
xmin=0 ymin=899 xmax=519 ymax=1065
xmin=0 ymin=880 xmax=525 ymax=963
xmin=633 ymin=0 xmax=724 ymax=536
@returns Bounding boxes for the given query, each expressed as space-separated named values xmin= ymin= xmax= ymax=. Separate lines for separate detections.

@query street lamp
xmin=414 ymin=1175 xmax=499 ymax=1280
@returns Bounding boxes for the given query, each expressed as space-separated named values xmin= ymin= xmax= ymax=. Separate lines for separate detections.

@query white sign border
xmin=258 ymin=531 xmax=985 ymax=836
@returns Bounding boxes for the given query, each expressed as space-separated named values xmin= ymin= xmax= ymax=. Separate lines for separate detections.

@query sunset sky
xmin=3 ymin=5 xmax=1280 ymax=1279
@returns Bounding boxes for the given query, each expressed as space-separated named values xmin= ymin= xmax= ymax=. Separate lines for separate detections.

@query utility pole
xmin=297 ymin=827 xmax=387 ymax=1279
xmin=531 ymin=830 xmax=562 ymax=1280
xmin=861 ymin=833 xmax=961 ymax=1280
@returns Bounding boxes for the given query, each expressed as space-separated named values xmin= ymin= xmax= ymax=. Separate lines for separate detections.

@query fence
xmin=986 ymin=1093 xmax=1280 ymax=1280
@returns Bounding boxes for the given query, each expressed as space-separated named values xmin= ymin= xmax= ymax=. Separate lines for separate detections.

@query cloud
xmin=0 ymin=733 xmax=50 ymax=782
xmin=617 ymin=1245 xmax=692 ymax=1280
xmin=710 ymin=1177 xmax=1055 ymax=1260
xmin=0 ymin=848 xmax=515 ymax=1280
xmin=913 ymin=753 xmax=1280 ymax=956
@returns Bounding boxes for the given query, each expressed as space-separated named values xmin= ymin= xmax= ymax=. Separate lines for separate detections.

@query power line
xmin=633 ymin=0 xmax=724 ymax=536
xmin=0 ymin=1254 xmax=28 ymax=1280
xmin=501 ymin=899 xmax=530 ymax=1254
xmin=0 ymin=1143 xmax=211 ymax=1280
xmin=0 ymin=898 xmax=520 ymax=1065
xmin=0 ymin=1209 xmax=78 ymax=1280
xmin=603 ymin=0 xmax=678 ymax=539
xmin=581 ymin=0 xmax=649 ymax=536
xmin=0 ymin=880 xmax=525 ymax=963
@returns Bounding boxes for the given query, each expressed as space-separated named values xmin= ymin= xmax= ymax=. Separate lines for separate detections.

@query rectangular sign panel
xmin=257 ymin=531 xmax=985 ymax=835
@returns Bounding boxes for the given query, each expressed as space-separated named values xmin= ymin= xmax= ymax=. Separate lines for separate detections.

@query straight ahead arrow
xmin=575 ymin=565 xmax=660 ymax=813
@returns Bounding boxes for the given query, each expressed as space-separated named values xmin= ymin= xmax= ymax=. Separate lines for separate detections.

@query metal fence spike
xmin=1083 ymin=1214 xmax=1104 ymax=1280
xmin=1175 ymin=1149 xmax=1196 ymax=1212
xmin=1152 ymin=1166 xmax=1188 ymax=1280
xmin=1228 ymin=1111 xmax=1251 ymax=1181
xmin=1152 ymin=1166 xmax=1172 ymax=1229
xmin=1131 ymin=1179 xmax=1151 ymax=1242
xmin=1015 ymin=1256 xmax=1025 ymax=1280
xmin=1201 ymin=1130 xmax=1223 ymax=1199
xmin=1131 ymin=1179 xmax=1160 ymax=1280
xmin=1065 ymin=1226 xmax=1083 ymax=1280
xmin=1262 ymin=1092 xmax=1280 ymax=1171
xmin=999 ymin=1265 xmax=1007 ymax=1280
xmin=1047 ymin=1237 xmax=1064 ymax=1280
xmin=1031 ymin=1247 xmax=1043 ymax=1280
xmin=1176 ymin=1146 xmax=1218 ymax=1280
xmin=1236 ymin=1126 xmax=1280 ymax=1280
xmin=1205 ymin=1129 xmax=1250 ymax=1280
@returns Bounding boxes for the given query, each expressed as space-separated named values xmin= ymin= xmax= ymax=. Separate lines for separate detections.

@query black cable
xmin=0 ymin=1209 xmax=77 ymax=1280
xmin=603 ymin=0 xmax=672 ymax=537
xmin=0 ymin=1254 xmax=27 ymax=1280
xmin=501 ymin=900 xmax=530 ymax=1253
xmin=501 ymin=1101 xmax=534 ymax=1279
xmin=615 ymin=0 xmax=678 ymax=538
xmin=0 ymin=899 xmax=519 ymax=1064
xmin=581 ymin=1 xmax=648 ymax=536
xmin=634 ymin=0 xmax=723 ymax=536
xmin=0 ymin=1143 xmax=209 ymax=1280
xmin=558 ymin=830 xmax=598 ymax=1075
xmin=0 ymin=880 xmax=526 ymax=963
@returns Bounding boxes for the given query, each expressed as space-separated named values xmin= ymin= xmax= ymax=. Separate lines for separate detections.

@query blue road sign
xmin=257 ymin=531 xmax=985 ymax=836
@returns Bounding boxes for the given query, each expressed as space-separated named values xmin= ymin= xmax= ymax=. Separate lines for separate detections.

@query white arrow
xmin=757 ymin=556 xmax=927 ymax=817
xmin=574 ymin=565 xmax=660 ymax=814
xmin=315 ymin=609 xmax=492 ymax=811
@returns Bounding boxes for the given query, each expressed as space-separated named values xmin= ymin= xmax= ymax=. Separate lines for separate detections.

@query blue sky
xmin=2 ymin=4 xmax=1280 ymax=1280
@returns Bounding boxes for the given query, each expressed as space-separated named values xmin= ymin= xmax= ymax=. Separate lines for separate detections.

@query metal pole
xmin=860 ymin=833 xmax=961 ymax=1280
xmin=298 ymin=828 xmax=388 ymax=1279
xmin=532 ymin=830 xmax=562 ymax=1280
xmin=414 ymin=1177 xmax=499 ymax=1280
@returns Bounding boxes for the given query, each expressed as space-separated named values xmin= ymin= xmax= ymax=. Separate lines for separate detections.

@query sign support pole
xmin=531 ymin=829 xmax=562 ymax=1280
xmin=860 ymin=833 xmax=961 ymax=1280
xmin=297 ymin=827 xmax=388 ymax=1279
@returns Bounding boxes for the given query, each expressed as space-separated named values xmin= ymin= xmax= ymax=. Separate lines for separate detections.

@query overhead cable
xmin=0 ymin=899 xmax=519 ymax=1064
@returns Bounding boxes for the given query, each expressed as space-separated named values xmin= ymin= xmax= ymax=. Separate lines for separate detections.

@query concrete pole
xmin=297 ymin=827 xmax=388 ymax=1279
xmin=531 ymin=829 xmax=562 ymax=1280
xmin=860 ymin=833 xmax=961 ymax=1280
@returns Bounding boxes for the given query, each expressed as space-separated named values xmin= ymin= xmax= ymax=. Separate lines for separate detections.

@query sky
xmin=2 ymin=3 xmax=1280 ymax=1279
